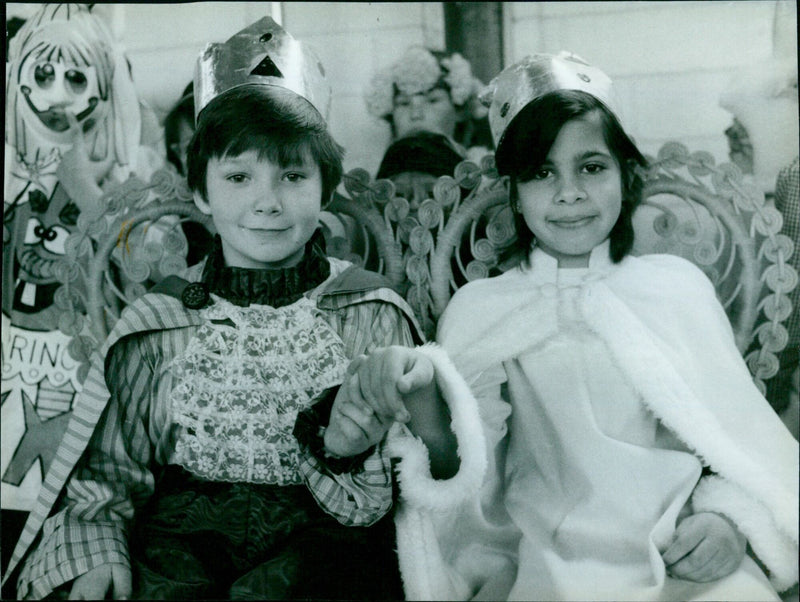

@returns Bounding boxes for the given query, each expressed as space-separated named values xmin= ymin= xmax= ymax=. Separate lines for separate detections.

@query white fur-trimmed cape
xmin=388 ymin=344 xmax=488 ymax=600
xmin=402 ymin=249 xmax=799 ymax=598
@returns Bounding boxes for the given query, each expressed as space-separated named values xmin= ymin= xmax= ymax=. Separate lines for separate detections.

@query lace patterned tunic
xmin=16 ymin=254 xmax=418 ymax=599
xmin=169 ymin=296 xmax=350 ymax=485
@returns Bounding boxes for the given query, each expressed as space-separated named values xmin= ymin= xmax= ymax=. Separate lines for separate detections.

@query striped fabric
xmin=9 ymin=267 xmax=418 ymax=599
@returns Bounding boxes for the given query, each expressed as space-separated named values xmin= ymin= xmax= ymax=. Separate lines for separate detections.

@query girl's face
xmin=393 ymin=88 xmax=459 ymax=139
xmin=194 ymin=149 xmax=323 ymax=269
xmin=516 ymin=112 xmax=622 ymax=268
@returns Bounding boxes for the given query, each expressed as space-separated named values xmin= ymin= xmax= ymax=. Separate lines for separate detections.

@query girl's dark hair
xmin=497 ymin=89 xmax=647 ymax=263
xmin=187 ymin=84 xmax=344 ymax=205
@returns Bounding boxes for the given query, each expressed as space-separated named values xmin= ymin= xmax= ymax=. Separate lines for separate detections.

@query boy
xmin=4 ymin=17 xmax=481 ymax=600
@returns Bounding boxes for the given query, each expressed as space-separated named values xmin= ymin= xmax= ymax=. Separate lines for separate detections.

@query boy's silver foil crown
xmin=194 ymin=16 xmax=331 ymax=120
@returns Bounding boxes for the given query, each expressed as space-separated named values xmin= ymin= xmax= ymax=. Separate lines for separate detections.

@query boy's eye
xmin=226 ymin=173 xmax=249 ymax=184
xmin=284 ymin=172 xmax=305 ymax=183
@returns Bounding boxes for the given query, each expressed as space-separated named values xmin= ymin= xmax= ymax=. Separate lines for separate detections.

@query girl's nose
xmin=555 ymin=176 xmax=587 ymax=204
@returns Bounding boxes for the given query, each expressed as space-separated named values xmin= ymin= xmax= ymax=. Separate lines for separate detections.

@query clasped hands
xmin=324 ymin=346 xmax=434 ymax=458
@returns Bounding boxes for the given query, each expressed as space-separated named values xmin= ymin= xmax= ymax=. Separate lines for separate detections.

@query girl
xmin=346 ymin=52 xmax=798 ymax=600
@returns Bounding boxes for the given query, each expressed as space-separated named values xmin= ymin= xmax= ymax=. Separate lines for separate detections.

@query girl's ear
xmin=193 ymin=191 xmax=212 ymax=215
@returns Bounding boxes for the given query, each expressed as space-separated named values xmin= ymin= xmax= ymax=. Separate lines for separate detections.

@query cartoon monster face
xmin=8 ymin=185 xmax=80 ymax=326
xmin=18 ymin=57 xmax=103 ymax=138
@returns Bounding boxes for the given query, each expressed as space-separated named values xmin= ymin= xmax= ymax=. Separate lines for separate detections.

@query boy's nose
xmin=252 ymin=191 xmax=282 ymax=214
xmin=410 ymin=97 xmax=425 ymax=120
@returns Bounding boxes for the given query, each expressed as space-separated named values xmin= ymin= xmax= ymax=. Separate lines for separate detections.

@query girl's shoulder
xmin=618 ymin=253 xmax=716 ymax=294
xmin=447 ymin=267 xmax=527 ymax=309
xmin=438 ymin=268 xmax=530 ymax=342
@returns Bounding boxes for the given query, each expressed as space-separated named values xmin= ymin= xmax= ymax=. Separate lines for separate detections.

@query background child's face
xmin=194 ymin=149 xmax=323 ymax=269
xmin=516 ymin=112 xmax=622 ymax=268
xmin=390 ymin=171 xmax=438 ymax=212
xmin=393 ymin=88 xmax=459 ymax=140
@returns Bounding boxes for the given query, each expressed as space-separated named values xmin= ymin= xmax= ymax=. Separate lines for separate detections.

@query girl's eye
xmin=531 ymin=168 xmax=552 ymax=180
xmin=226 ymin=174 xmax=248 ymax=184
xmin=583 ymin=163 xmax=606 ymax=174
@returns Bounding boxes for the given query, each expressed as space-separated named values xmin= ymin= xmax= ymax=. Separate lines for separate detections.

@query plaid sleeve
xmin=17 ymin=333 xmax=161 ymax=599
xmin=297 ymin=298 xmax=416 ymax=526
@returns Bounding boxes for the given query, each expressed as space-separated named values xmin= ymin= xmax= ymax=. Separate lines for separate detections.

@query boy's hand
xmin=69 ymin=564 xmax=131 ymax=600
xmin=341 ymin=346 xmax=435 ymax=423
xmin=324 ymin=384 xmax=394 ymax=458
xmin=662 ymin=512 xmax=746 ymax=583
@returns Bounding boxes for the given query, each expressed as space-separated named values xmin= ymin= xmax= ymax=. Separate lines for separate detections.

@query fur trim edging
xmin=387 ymin=343 xmax=487 ymax=511
xmin=584 ymin=285 xmax=798 ymax=540
xmin=394 ymin=504 xmax=470 ymax=600
xmin=692 ymin=475 xmax=799 ymax=592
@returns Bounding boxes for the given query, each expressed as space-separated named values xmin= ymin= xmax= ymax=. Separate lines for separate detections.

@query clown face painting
xmin=2 ymin=3 xmax=142 ymax=512
xmin=18 ymin=52 xmax=104 ymax=142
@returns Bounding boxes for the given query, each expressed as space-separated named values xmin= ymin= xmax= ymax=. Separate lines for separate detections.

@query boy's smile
xmin=194 ymin=149 xmax=323 ymax=269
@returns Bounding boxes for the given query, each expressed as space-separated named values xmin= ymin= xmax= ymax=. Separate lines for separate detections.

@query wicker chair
xmin=51 ymin=166 xmax=403 ymax=383
xmin=351 ymin=144 xmax=795 ymax=397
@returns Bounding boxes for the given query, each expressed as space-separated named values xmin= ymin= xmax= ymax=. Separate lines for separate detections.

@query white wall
xmin=282 ymin=2 xmax=444 ymax=174
xmin=503 ymin=1 xmax=798 ymax=168
xmin=7 ymin=2 xmax=796 ymax=177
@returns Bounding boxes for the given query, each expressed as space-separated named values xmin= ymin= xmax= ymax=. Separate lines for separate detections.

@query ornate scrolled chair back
xmin=347 ymin=143 xmax=793 ymax=394
xmin=633 ymin=143 xmax=796 ymax=394
xmin=58 ymin=144 xmax=795 ymax=396
xmin=53 ymin=166 xmax=405 ymax=381
xmin=51 ymin=167 xmax=210 ymax=380
xmin=336 ymin=158 xmax=506 ymax=337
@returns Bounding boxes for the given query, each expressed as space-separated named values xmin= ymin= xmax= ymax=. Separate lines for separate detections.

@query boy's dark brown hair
xmin=497 ymin=89 xmax=647 ymax=264
xmin=187 ymin=84 xmax=344 ymax=206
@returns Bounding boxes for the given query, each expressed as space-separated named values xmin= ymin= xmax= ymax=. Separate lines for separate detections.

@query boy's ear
xmin=193 ymin=191 xmax=212 ymax=215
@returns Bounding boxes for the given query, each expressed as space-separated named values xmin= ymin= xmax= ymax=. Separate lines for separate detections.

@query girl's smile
xmin=516 ymin=111 xmax=623 ymax=268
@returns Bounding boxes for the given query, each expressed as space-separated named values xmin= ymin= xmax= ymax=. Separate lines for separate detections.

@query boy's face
xmin=194 ymin=149 xmax=323 ymax=269
xmin=516 ymin=112 xmax=622 ymax=268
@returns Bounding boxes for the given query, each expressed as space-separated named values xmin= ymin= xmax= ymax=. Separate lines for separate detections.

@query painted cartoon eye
xmin=41 ymin=225 xmax=70 ymax=255
xmin=34 ymin=63 xmax=56 ymax=89
xmin=65 ymin=69 xmax=88 ymax=94
xmin=24 ymin=218 xmax=42 ymax=244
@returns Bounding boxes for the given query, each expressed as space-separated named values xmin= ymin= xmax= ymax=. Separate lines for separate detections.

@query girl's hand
xmin=341 ymin=347 xmax=435 ymax=423
xmin=69 ymin=564 xmax=131 ymax=600
xmin=323 ymin=384 xmax=394 ymax=458
xmin=662 ymin=512 xmax=746 ymax=583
